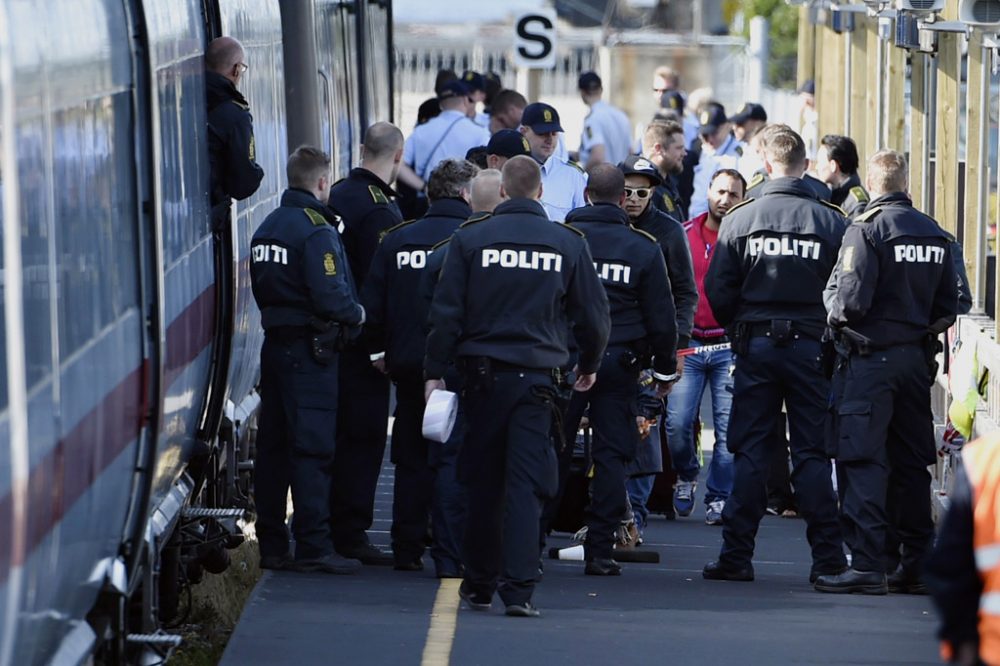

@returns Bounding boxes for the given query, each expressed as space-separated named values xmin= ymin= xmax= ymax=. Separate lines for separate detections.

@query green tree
xmin=734 ymin=0 xmax=800 ymax=89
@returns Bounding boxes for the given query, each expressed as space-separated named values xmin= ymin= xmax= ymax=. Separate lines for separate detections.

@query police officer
xmin=817 ymin=149 xmax=958 ymax=594
xmin=425 ymin=155 xmax=610 ymax=617
xmin=561 ymin=164 xmax=678 ymax=576
xmin=689 ymin=103 xmax=745 ymax=218
xmin=730 ymin=103 xmax=768 ymax=180
xmin=486 ymin=129 xmax=531 ymax=171
xmin=519 ymin=102 xmax=587 ymax=222
xmin=702 ymin=125 xmax=848 ymax=584
xmin=641 ymin=119 xmax=688 ymax=224
xmin=469 ymin=168 xmax=505 ymax=215
xmin=815 ymin=134 xmax=870 ymax=218
xmin=619 ymin=156 xmax=698 ymax=354
xmin=489 ymin=89 xmax=528 ymax=134
xmin=745 ymin=124 xmax=831 ymax=202
xmin=363 ymin=158 xmax=479 ymax=575
xmin=577 ymin=71 xmax=633 ymax=168
xmin=205 ymin=36 xmax=264 ymax=223
xmin=327 ymin=122 xmax=405 ymax=565
xmin=250 ymin=146 xmax=362 ymax=575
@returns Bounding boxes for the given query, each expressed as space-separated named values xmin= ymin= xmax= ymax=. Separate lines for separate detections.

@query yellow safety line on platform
xmin=421 ymin=578 xmax=461 ymax=666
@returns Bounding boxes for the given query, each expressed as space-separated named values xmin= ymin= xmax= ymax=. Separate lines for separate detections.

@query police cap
xmin=730 ymin=102 xmax=767 ymax=125
xmin=618 ymin=155 xmax=662 ymax=187
xmin=578 ymin=71 xmax=602 ymax=92
xmin=660 ymin=90 xmax=685 ymax=112
xmin=461 ymin=70 xmax=486 ymax=92
xmin=521 ymin=102 xmax=564 ymax=134
xmin=438 ymin=80 xmax=472 ymax=101
xmin=797 ymin=79 xmax=815 ymax=95
xmin=698 ymin=102 xmax=728 ymax=136
xmin=487 ymin=129 xmax=532 ymax=158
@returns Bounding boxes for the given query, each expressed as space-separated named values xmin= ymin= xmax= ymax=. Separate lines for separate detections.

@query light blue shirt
xmin=474 ymin=111 xmax=490 ymax=129
xmin=539 ymin=154 xmax=587 ymax=222
xmin=403 ymin=109 xmax=490 ymax=180
xmin=683 ymin=111 xmax=700 ymax=150
xmin=579 ymin=100 xmax=632 ymax=165
xmin=689 ymin=132 xmax=745 ymax=218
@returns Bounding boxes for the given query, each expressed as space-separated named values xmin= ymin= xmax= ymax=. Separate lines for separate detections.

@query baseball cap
xmin=438 ymin=80 xmax=471 ymax=100
xmin=520 ymin=102 xmax=564 ymax=133
xmin=461 ymin=70 xmax=486 ymax=92
xmin=618 ymin=155 xmax=662 ymax=187
xmin=730 ymin=102 xmax=768 ymax=125
xmin=797 ymin=79 xmax=815 ymax=95
xmin=660 ymin=90 xmax=685 ymax=112
xmin=487 ymin=129 xmax=532 ymax=158
xmin=578 ymin=71 xmax=602 ymax=91
xmin=698 ymin=103 xmax=728 ymax=135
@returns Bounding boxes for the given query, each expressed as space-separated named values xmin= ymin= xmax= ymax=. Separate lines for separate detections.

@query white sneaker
xmin=705 ymin=500 xmax=725 ymax=525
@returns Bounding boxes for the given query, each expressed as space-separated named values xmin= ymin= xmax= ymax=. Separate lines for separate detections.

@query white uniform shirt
xmin=579 ymin=100 xmax=632 ymax=165
xmin=474 ymin=111 xmax=490 ymax=129
xmin=539 ymin=154 xmax=587 ymax=222
xmin=682 ymin=112 xmax=700 ymax=150
xmin=403 ymin=109 xmax=490 ymax=180
xmin=689 ymin=132 xmax=744 ymax=218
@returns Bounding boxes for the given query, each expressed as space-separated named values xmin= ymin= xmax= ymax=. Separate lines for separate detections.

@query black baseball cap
xmin=660 ymin=90 xmax=685 ymax=112
xmin=461 ymin=70 xmax=486 ymax=92
xmin=438 ymin=80 xmax=471 ymax=100
xmin=520 ymin=102 xmax=564 ymax=133
xmin=578 ymin=71 xmax=602 ymax=91
xmin=618 ymin=155 xmax=662 ymax=187
xmin=798 ymin=79 xmax=815 ymax=95
xmin=698 ymin=103 xmax=728 ymax=135
xmin=730 ymin=102 xmax=768 ymax=125
xmin=487 ymin=129 xmax=532 ymax=158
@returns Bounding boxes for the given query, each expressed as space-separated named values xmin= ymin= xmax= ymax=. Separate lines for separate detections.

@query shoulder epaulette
xmin=557 ymin=222 xmax=585 ymax=237
xmin=628 ymin=225 xmax=658 ymax=243
xmin=368 ymin=184 xmax=390 ymax=205
xmin=567 ymin=160 xmax=585 ymax=173
xmin=231 ymin=99 xmax=249 ymax=111
xmin=725 ymin=197 xmax=755 ymax=216
xmin=460 ymin=213 xmax=491 ymax=228
xmin=379 ymin=219 xmax=415 ymax=241
xmin=819 ymin=200 xmax=847 ymax=216
xmin=854 ymin=205 xmax=882 ymax=223
xmin=849 ymin=186 xmax=870 ymax=202
xmin=303 ymin=208 xmax=328 ymax=227
xmin=941 ymin=229 xmax=957 ymax=242
xmin=735 ymin=145 xmax=744 ymax=157
xmin=746 ymin=173 xmax=766 ymax=191
xmin=430 ymin=238 xmax=451 ymax=251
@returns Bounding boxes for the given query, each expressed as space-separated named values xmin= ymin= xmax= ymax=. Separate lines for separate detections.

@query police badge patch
xmin=324 ymin=252 xmax=337 ymax=275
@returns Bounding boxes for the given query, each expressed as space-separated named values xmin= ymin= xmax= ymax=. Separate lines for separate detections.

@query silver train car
xmin=0 ymin=0 xmax=393 ymax=663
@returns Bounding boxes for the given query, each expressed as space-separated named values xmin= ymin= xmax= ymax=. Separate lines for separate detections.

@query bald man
xmin=469 ymin=168 xmax=504 ymax=214
xmin=206 ymin=36 xmax=264 ymax=221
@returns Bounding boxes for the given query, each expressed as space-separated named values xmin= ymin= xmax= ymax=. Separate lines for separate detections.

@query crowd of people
xmin=211 ymin=33 xmax=987 ymax=660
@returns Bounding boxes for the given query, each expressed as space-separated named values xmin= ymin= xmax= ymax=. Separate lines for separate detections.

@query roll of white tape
xmin=422 ymin=389 xmax=458 ymax=443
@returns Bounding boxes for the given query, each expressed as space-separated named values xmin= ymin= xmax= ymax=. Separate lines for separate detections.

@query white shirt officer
xmin=403 ymin=80 xmax=490 ymax=181
xmin=689 ymin=104 xmax=745 ymax=218
xmin=519 ymin=102 xmax=586 ymax=222
xmin=577 ymin=72 xmax=633 ymax=167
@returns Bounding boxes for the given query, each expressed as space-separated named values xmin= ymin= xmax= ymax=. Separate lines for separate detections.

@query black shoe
xmin=809 ymin=565 xmax=848 ymax=584
xmin=292 ymin=553 xmax=362 ymax=575
xmin=259 ymin=553 xmax=293 ymax=571
xmin=887 ymin=569 xmax=928 ymax=595
xmin=458 ymin=583 xmax=492 ymax=611
xmin=338 ymin=543 xmax=394 ymax=566
xmin=702 ymin=560 xmax=754 ymax=582
xmin=813 ymin=568 xmax=887 ymax=594
xmin=505 ymin=602 xmax=541 ymax=618
xmin=394 ymin=559 xmax=424 ymax=572
xmin=585 ymin=558 xmax=623 ymax=576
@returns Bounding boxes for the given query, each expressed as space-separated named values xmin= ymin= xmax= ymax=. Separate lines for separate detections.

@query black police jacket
xmin=825 ymin=192 xmax=958 ymax=346
xmin=745 ymin=169 xmax=832 ymax=202
xmin=206 ymin=71 xmax=264 ymax=206
xmin=362 ymin=197 xmax=472 ymax=379
xmin=705 ymin=177 xmax=848 ymax=335
xmin=328 ymin=167 xmax=403 ymax=289
xmin=250 ymin=188 xmax=363 ymax=329
xmin=565 ymin=203 xmax=678 ymax=377
xmin=425 ymin=197 xmax=611 ymax=378
xmin=631 ymin=204 xmax=698 ymax=348
xmin=830 ymin=173 xmax=870 ymax=220
xmin=652 ymin=175 xmax=687 ymax=225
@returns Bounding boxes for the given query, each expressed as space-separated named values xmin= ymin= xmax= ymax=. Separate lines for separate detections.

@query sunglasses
xmin=625 ymin=187 xmax=652 ymax=199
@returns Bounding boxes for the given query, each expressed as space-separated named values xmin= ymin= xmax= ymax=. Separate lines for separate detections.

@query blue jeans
xmin=665 ymin=340 xmax=735 ymax=503
xmin=626 ymin=474 xmax=655 ymax=533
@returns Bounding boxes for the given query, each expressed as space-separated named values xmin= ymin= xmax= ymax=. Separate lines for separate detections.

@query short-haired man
xmin=425 ymin=155 xmax=610 ymax=617
xmin=815 ymin=134 xmax=869 ymax=218
xmin=577 ymin=71 xmax=633 ymax=168
xmin=469 ymin=168 xmax=504 ymax=214
xmin=745 ymin=124 xmax=832 ymax=203
xmin=818 ymin=150 xmax=958 ymax=594
xmin=520 ymin=102 xmax=587 ymax=222
xmin=703 ymin=125 xmax=848 ymax=585
xmin=489 ymin=89 xmax=528 ymax=134
xmin=250 ymin=146 xmax=363 ymax=575
xmin=730 ymin=103 xmax=768 ymax=179
xmin=642 ymin=119 xmax=688 ymax=224
xmin=664 ymin=169 xmax=745 ymax=526
xmin=363 ymin=158 xmax=479 ymax=577
xmin=689 ymin=103 xmax=746 ymax=219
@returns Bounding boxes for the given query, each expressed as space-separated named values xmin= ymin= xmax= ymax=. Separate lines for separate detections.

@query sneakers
xmin=705 ymin=500 xmax=725 ymax=525
xmin=673 ymin=481 xmax=696 ymax=517
xmin=505 ymin=602 xmax=541 ymax=618
xmin=458 ymin=583 xmax=492 ymax=611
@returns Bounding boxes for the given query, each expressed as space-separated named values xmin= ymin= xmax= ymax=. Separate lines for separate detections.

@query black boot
xmin=813 ymin=568 xmax=887 ymax=595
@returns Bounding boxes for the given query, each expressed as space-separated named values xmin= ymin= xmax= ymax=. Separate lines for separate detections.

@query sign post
xmin=513 ymin=9 xmax=557 ymax=102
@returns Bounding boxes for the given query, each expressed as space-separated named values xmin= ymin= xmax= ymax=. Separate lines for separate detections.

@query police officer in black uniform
xmin=205 ymin=36 xmax=264 ymax=224
xmin=562 ymin=164 xmax=679 ymax=576
xmin=362 ymin=158 xmax=479 ymax=575
xmin=425 ymin=155 xmax=611 ymax=617
xmin=327 ymin=122 xmax=405 ymax=565
xmin=619 ymin=155 xmax=698 ymax=353
xmin=745 ymin=124 xmax=831 ymax=203
xmin=702 ymin=125 xmax=848 ymax=583
xmin=250 ymin=146 xmax=363 ymax=575
xmin=816 ymin=149 xmax=959 ymax=594
xmin=816 ymin=134 xmax=870 ymax=219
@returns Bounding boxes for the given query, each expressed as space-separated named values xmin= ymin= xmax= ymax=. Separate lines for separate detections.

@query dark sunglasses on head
xmin=625 ymin=187 xmax=652 ymax=199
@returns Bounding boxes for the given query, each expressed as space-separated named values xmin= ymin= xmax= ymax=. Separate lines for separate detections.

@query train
xmin=0 ymin=0 xmax=393 ymax=663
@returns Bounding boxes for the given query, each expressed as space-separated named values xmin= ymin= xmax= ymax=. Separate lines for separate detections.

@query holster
xmin=923 ymin=334 xmax=943 ymax=378
xmin=769 ymin=319 xmax=794 ymax=347
xmin=461 ymin=356 xmax=494 ymax=393
xmin=307 ymin=317 xmax=343 ymax=365
xmin=820 ymin=328 xmax=838 ymax=379
xmin=729 ymin=322 xmax=750 ymax=356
